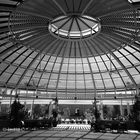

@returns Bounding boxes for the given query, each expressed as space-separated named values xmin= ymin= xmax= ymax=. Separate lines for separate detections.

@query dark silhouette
xmin=10 ymin=100 xmax=25 ymax=128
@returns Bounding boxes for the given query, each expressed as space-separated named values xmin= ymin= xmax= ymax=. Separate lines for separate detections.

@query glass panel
xmin=25 ymin=70 xmax=34 ymax=76
xmin=67 ymin=81 xmax=75 ymax=89
xmin=127 ymin=68 xmax=139 ymax=75
xmin=15 ymin=68 xmax=25 ymax=75
xmin=61 ymin=64 xmax=68 ymax=72
xmin=38 ymin=61 xmax=46 ymax=70
xmin=67 ymin=74 xmax=75 ymax=80
xmin=58 ymin=80 xmax=66 ymax=88
xmin=89 ymin=57 xmax=95 ymax=63
xmin=0 ymin=63 xmax=8 ymax=72
xmin=0 ymin=73 xmax=11 ymax=82
xmin=56 ymin=57 xmax=62 ymax=63
xmin=85 ymin=74 xmax=92 ymax=80
xmin=95 ymin=56 xmax=102 ymax=62
xmin=50 ymin=74 xmax=58 ymax=80
xmin=114 ymin=78 xmax=125 ymax=87
xmin=9 ymin=75 xmax=21 ymax=84
xmin=82 ymin=58 xmax=88 ymax=63
xmin=50 ymin=56 xmax=56 ymax=62
xmin=76 ymin=58 xmax=82 ymax=63
xmin=48 ymin=80 xmax=56 ymax=88
xmin=119 ymin=70 xmax=128 ymax=77
xmin=95 ymin=80 xmax=104 ymax=88
xmin=120 ymin=49 xmax=130 ymax=55
xmin=6 ymin=53 xmax=19 ymax=62
xmin=83 ymin=64 xmax=90 ymax=72
xmin=85 ymin=80 xmax=94 ymax=88
xmin=101 ymin=72 xmax=110 ymax=79
xmin=5 ymin=65 xmax=17 ymax=73
xmin=45 ymin=63 xmax=54 ymax=71
xmin=39 ymin=79 xmax=48 ymax=87
xmin=60 ymin=74 xmax=67 ymax=80
xmin=133 ymin=75 xmax=140 ymax=84
xmin=133 ymin=52 xmax=140 ymax=61
xmin=101 ymin=55 xmax=109 ymax=61
xmin=76 ymin=81 xmax=85 ymax=88
xmin=42 ymin=73 xmax=50 ymax=79
xmin=22 ymin=58 xmax=32 ymax=66
xmin=68 ymin=64 xmax=75 ymax=72
xmin=91 ymin=63 xmax=99 ymax=72
xmin=104 ymin=79 xmax=114 ymax=88
xmin=53 ymin=63 xmax=61 ymax=71
xmin=69 ymin=58 xmax=75 ymax=63
xmin=76 ymin=64 xmax=83 ymax=72
xmin=32 ymin=60 xmax=39 ymax=68
xmin=93 ymin=74 xmax=102 ymax=80
xmin=76 ymin=74 xmax=84 ymax=80
xmin=118 ymin=57 xmax=132 ymax=67
xmin=98 ymin=62 xmax=107 ymax=71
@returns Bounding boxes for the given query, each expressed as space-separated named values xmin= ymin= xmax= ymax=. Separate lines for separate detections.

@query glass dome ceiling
xmin=0 ymin=0 xmax=140 ymax=100
xmin=48 ymin=15 xmax=100 ymax=39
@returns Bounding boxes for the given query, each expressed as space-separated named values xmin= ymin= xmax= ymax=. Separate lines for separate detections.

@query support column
xmin=30 ymin=102 xmax=33 ymax=119
xmin=48 ymin=100 xmax=53 ymax=118
xmin=120 ymin=99 xmax=123 ymax=116
xmin=24 ymin=88 xmax=28 ymax=109
xmin=136 ymin=88 xmax=139 ymax=96
xmin=0 ymin=101 xmax=1 ymax=113
xmin=31 ymin=90 xmax=36 ymax=119
xmin=100 ymin=101 xmax=103 ymax=120
xmin=127 ymin=102 xmax=130 ymax=115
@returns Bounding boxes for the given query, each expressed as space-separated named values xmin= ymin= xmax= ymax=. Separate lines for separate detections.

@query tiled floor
xmin=0 ymin=124 xmax=140 ymax=140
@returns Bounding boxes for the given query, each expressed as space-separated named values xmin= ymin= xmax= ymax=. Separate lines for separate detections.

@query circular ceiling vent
xmin=48 ymin=15 xmax=101 ymax=40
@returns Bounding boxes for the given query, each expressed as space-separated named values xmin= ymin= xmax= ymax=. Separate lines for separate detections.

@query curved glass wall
xmin=0 ymin=0 xmax=140 ymax=101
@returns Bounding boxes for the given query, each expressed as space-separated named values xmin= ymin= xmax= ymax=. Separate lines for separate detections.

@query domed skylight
xmin=49 ymin=15 xmax=101 ymax=40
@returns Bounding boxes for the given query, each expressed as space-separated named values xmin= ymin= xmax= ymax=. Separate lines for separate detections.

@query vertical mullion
xmin=0 ymin=46 xmax=24 ymax=76
xmin=36 ymin=40 xmax=60 ymax=91
xmin=83 ymin=40 xmax=106 ymax=93
xmin=98 ymin=36 xmax=137 ymax=88
xmin=22 ymin=38 xmax=53 ymax=87
xmin=122 ymin=47 xmax=140 ymax=74
xmin=93 ymin=39 xmax=128 ymax=90
xmin=74 ymin=42 xmax=77 ymax=98
xmin=55 ymin=42 xmax=68 ymax=98
xmin=5 ymin=50 xmax=34 ymax=85
xmin=64 ymin=0 xmax=69 ymax=12
xmin=66 ymin=42 xmax=72 ymax=99
xmin=88 ymin=39 xmax=116 ymax=91
xmin=46 ymin=41 xmax=65 ymax=96
xmin=78 ymin=42 xmax=87 ymax=99
xmin=27 ymin=54 xmax=45 ymax=88
xmin=81 ymin=40 xmax=97 ymax=99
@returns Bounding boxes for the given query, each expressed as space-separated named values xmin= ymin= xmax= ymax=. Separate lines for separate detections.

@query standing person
xmin=90 ymin=116 xmax=95 ymax=131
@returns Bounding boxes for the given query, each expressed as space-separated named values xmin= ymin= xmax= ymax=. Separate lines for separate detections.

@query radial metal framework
xmin=48 ymin=15 xmax=101 ymax=40
xmin=0 ymin=0 xmax=140 ymax=100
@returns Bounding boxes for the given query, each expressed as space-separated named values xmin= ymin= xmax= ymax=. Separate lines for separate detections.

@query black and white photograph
xmin=0 ymin=0 xmax=140 ymax=140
